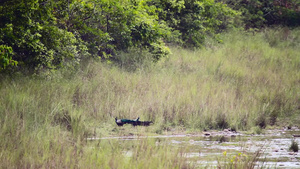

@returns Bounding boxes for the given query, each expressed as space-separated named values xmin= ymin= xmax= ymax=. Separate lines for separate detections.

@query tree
xmin=149 ymin=0 xmax=238 ymax=47
xmin=0 ymin=0 xmax=88 ymax=72
xmin=218 ymin=0 xmax=300 ymax=28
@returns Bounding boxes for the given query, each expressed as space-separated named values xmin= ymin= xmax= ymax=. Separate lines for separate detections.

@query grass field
xmin=0 ymin=28 xmax=299 ymax=168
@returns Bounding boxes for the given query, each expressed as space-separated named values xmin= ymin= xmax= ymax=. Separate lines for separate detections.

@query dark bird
xmin=115 ymin=117 xmax=152 ymax=126
xmin=115 ymin=117 xmax=124 ymax=126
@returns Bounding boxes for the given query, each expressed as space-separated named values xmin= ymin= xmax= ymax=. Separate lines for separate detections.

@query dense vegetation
xmin=0 ymin=0 xmax=233 ymax=72
xmin=1 ymin=0 xmax=299 ymax=72
xmin=1 ymin=0 xmax=299 ymax=168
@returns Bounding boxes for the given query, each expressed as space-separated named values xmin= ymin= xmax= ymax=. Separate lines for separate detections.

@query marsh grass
xmin=79 ymin=138 xmax=191 ymax=169
xmin=0 ymin=28 xmax=299 ymax=168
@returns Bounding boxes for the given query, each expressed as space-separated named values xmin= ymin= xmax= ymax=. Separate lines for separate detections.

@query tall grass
xmin=0 ymin=28 xmax=299 ymax=167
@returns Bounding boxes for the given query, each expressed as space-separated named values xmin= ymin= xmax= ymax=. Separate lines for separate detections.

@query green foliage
xmin=0 ymin=45 xmax=17 ymax=71
xmin=0 ymin=0 xmax=176 ymax=72
xmin=149 ymin=0 xmax=239 ymax=47
xmin=64 ymin=0 xmax=173 ymax=61
xmin=219 ymin=0 xmax=300 ymax=28
xmin=0 ymin=0 xmax=88 ymax=71
xmin=1 ymin=0 xmax=299 ymax=73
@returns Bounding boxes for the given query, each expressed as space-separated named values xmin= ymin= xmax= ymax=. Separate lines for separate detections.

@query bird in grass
xmin=115 ymin=117 xmax=140 ymax=126
xmin=115 ymin=117 xmax=124 ymax=126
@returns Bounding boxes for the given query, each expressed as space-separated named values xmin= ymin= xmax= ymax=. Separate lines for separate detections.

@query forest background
xmin=1 ymin=0 xmax=299 ymax=72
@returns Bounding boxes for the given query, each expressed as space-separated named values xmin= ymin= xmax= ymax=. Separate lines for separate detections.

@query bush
xmin=220 ymin=0 xmax=300 ymax=28
xmin=0 ymin=45 xmax=17 ymax=71
xmin=150 ymin=0 xmax=239 ymax=47
xmin=255 ymin=113 xmax=267 ymax=129
xmin=216 ymin=113 xmax=229 ymax=129
xmin=0 ymin=0 xmax=173 ymax=73
xmin=289 ymin=139 xmax=299 ymax=152
xmin=0 ymin=0 xmax=89 ymax=72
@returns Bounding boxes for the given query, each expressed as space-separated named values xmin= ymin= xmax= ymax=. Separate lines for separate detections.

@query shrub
xmin=255 ymin=113 xmax=266 ymax=129
xmin=0 ymin=45 xmax=17 ymax=71
xmin=216 ymin=113 xmax=229 ymax=129
xmin=289 ymin=139 xmax=299 ymax=152
xmin=148 ymin=0 xmax=239 ymax=47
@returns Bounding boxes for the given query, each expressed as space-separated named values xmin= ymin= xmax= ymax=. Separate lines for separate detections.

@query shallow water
xmin=172 ymin=135 xmax=300 ymax=168
xmin=88 ymin=129 xmax=300 ymax=168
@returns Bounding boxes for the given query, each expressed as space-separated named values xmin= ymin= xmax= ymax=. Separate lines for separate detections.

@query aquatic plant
xmin=217 ymin=136 xmax=228 ymax=143
xmin=289 ymin=139 xmax=299 ymax=152
xmin=217 ymin=150 xmax=263 ymax=169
